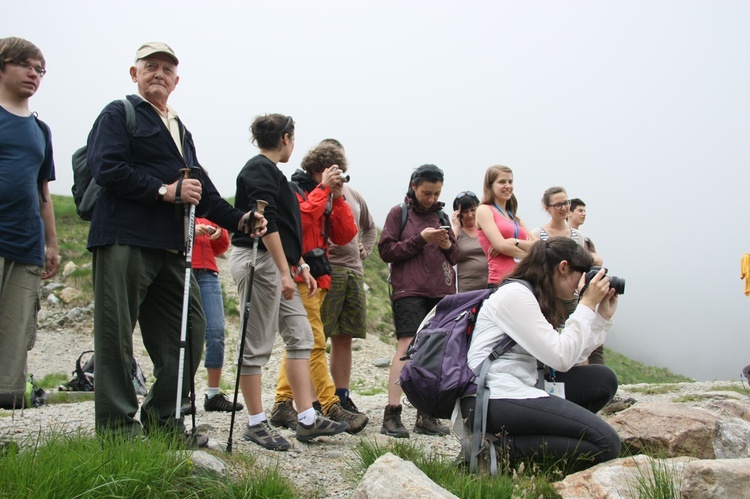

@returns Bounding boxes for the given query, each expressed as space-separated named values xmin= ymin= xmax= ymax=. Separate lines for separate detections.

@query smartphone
xmin=439 ymin=226 xmax=450 ymax=230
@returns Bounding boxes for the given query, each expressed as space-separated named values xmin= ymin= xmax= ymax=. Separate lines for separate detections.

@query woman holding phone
xmin=377 ymin=164 xmax=459 ymax=438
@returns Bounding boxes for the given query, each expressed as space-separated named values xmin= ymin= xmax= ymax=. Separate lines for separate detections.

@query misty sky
xmin=7 ymin=1 xmax=749 ymax=380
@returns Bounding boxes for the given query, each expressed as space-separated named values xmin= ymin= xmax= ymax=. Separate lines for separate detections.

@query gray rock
xmin=66 ymin=308 xmax=84 ymax=322
xmin=714 ymin=418 xmax=750 ymax=458
xmin=682 ymin=458 xmax=750 ymax=499
xmin=60 ymin=287 xmax=81 ymax=304
xmin=46 ymin=294 xmax=60 ymax=306
xmin=373 ymin=358 xmax=390 ymax=368
xmin=352 ymin=452 xmax=458 ymax=498
xmin=187 ymin=449 xmax=228 ymax=477
xmin=62 ymin=261 xmax=78 ymax=279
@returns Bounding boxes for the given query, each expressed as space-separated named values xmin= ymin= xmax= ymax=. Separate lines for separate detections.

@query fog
xmin=8 ymin=1 xmax=749 ymax=380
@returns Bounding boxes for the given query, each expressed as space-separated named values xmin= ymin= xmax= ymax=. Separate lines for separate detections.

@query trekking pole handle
xmin=251 ymin=199 xmax=268 ymax=233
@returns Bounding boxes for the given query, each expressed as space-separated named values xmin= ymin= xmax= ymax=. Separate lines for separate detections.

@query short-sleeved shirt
xmin=0 ymin=106 xmax=55 ymax=266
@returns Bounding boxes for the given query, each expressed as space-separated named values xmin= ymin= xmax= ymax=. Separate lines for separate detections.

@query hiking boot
xmin=340 ymin=396 xmax=363 ymax=414
xmin=600 ymin=396 xmax=637 ymax=416
xmin=296 ymin=414 xmax=349 ymax=442
xmin=380 ymin=404 xmax=409 ymax=438
xmin=180 ymin=402 xmax=195 ymax=416
xmin=204 ymin=393 xmax=244 ymax=413
xmin=326 ymin=402 xmax=369 ymax=434
xmin=414 ymin=410 xmax=450 ymax=436
xmin=243 ymin=421 xmax=292 ymax=451
xmin=269 ymin=399 xmax=298 ymax=430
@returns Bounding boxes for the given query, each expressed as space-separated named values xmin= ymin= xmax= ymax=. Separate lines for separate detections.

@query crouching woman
xmin=460 ymin=237 xmax=621 ymax=472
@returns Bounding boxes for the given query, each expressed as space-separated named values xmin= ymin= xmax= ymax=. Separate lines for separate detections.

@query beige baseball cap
xmin=134 ymin=42 xmax=179 ymax=64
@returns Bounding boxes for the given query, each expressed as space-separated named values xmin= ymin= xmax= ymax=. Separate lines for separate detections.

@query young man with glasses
xmin=0 ymin=37 xmax=59 ymax=409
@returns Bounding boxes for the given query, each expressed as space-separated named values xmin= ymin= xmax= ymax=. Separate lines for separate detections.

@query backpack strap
xmin=121 ymin=98 xmax=136 ymax=134
xmin=468 ymin=278 xmax=533 ymax=474
xmin=399 ymin=203 xmax=450 ymax=239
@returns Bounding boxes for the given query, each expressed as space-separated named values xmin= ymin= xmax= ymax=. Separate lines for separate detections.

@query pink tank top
xmin=477 ymin=206 xmax=528 ymax=284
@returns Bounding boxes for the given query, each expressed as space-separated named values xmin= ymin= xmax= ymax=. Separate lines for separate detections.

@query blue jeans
xmin=194 ymin=270 xmax=225 ymax=369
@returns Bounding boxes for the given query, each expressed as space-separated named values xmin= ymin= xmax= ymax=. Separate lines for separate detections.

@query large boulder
xmin=681 ymin=458 xmax=750 ymax=499
xmin=352 ymin=452 xmax=457 ymax=499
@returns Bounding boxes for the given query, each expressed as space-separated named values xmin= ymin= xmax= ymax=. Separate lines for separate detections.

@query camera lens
xmin=609 ymin=276 xmax=626 ymax=295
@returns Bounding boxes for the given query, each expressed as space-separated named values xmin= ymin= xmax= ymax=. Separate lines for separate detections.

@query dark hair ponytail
xmin=504 ymin=237 xmax=593 ymax=326
xmin=250 ymin=114 xmax=294 ymax=150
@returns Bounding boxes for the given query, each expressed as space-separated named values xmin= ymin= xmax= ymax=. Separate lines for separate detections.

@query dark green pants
xmin=92 ymin=244 xmax=205 ymax=437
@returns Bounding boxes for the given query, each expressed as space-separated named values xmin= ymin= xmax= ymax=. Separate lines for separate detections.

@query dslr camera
xmin=581 ymin=266 xmax=625 ymax=296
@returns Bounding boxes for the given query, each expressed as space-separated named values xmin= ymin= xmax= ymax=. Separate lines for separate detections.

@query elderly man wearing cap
xmin=85 ymin=42 xmax=265 ymax=446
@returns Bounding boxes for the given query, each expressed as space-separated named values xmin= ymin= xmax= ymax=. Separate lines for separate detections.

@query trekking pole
xmin=175 ymin=168 xmax=199 ymax=433
xmin=227 ymin=199 xmax=268 ymax=453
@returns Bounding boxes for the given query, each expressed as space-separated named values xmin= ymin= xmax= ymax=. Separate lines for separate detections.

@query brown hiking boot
xmin=269 ymin=399 xmax=298 ymax=430
xmin=380 ymin=404 xmax=409 ymax=438
xmin=326 ymin=402 xmax=369 ymax=434
xmin=414 ymin=410 xmax=450 ymax=436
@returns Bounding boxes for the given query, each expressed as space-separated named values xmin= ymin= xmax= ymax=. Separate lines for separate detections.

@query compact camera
xmin=339 ymin=172 xmax=350 ymax=183
xmin=581 ymin=266 xmax=625 ymax=295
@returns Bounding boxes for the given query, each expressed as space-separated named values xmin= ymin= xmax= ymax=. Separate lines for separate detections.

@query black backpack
xmin=63 ymin=350 xmax=148 ymax=396
xmin=71 ymin=98 xmax=136 ymax=221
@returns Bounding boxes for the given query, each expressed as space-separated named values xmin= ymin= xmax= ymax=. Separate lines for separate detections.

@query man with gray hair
xmin=0 ymin=37 xmax=59 ymax=409
xmin=85 ymin=42 xmax=264 ymax=445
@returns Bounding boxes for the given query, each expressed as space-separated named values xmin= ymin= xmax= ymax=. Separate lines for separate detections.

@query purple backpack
xmin=399 ymin=280 xmax=532 ymax=419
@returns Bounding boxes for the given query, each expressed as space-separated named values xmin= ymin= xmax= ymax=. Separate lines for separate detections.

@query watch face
xmin=159 ymin=185 xmax=168 ymax=196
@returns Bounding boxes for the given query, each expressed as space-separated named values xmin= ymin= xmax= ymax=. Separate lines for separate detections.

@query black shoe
xmin=340 ymin=396 xmax=363 ymax=414
xmin=296 ymin=414 xmax=348 ymax=442
xmin=204 ymin=393 xmax=244 ymax=412
xmin=243 ymin=421 xmax=291 ymax=451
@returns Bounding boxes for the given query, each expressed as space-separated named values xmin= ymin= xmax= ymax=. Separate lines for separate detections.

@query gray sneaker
xmin=296 ymin=414 xmax=349 ymax=442
xmin=269 ymin=399 xmax=298 ymax=430
xmin=326 ymin=402 xmax=369 ymax=434
xmin=243 ymin=421 xmax=291 ymax=451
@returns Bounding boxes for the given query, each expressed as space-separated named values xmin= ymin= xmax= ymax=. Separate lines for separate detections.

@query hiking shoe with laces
xmin=380 ymin=404 xmax=409 ymax=438
xmin=414 ymin=411 xmax=450 ymax=436
xmin=204 ymin=393 xmax=244 ymax=412
xmin=326 ymin=402 xmax=369 ymax=434
xmin=270 ymin=399 xmax=298 ymax=430
xmin=340 ymin=396 xmax=363 ymax=414
xmin=181 ymin=431 xmax=209 ymax=449
xmin=296 ymin=414 xmax=349 ymax=441
xmin=243 ymin=421 xmax=291 ymax=451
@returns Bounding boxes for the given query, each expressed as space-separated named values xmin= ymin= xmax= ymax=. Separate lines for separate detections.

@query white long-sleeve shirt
xmin=468 ymin=281 xmax=613 ymax=400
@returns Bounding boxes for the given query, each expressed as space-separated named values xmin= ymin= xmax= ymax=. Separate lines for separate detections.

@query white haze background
xmin=8 ymin=1 xmax=749 ymax=381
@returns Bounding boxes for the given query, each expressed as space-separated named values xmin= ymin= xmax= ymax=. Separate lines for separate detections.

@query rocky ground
xmin=2 ymin=255 xmax=747 ymax=498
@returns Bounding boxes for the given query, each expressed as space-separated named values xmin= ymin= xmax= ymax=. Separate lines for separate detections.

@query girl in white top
xmin=530 ymin=186 xmax=585 ymax=246
xmin=460 ymin=237 xmax=621 ymax=472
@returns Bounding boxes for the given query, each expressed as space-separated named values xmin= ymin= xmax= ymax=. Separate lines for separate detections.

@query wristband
xmin=296 ymin=263 xmax=310 ymax=277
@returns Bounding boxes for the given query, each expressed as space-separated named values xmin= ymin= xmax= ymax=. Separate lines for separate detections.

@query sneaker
xmin=600 ymin=396 xmax=637 ymax=416
xmin=413 ymin=411 xmax=450 ymax=436
xmin=326 ymin=402 xmax=369 ymax=434
xmin=204 ymin=393 xmax=244 ymax=412
xmin=340 ymin=396 xmax=363 ymax=414
xmin=181 ymin=431 xmax=209 ymax=449
xmin=380 ymin=404 xmax=409 ymax=438
xmin=296 ymin=414 xmax=349 ymax=442
xmin=180 ymin=402 xmax=195 ymax=416
xmin=243 ymin=421 xmax=291 ymax=451
xmin=270 ymin=400 xmax=298 ymax=430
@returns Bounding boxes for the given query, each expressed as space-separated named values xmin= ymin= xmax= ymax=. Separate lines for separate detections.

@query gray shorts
xmin=229 ymin=246 xmax=313 ymax=376
xmin=0 ymin=258 xmax=41 ymax=394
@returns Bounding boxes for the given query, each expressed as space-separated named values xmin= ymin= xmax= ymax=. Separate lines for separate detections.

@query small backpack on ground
xmin=398 ymin=279 xmax=534 ymax=474
xmin=71 ymin=98 xmax=136 ymax=221
xmin=62 ymin=350 xmax=148 ymax=396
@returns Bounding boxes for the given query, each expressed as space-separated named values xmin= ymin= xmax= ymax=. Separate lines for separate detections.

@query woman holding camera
xmin=271 ymin=143 xmax=368 ymax=434
xmin=378 ymin=164 xmax=459 ymax=438
xmin=452 ymin=191 xmax=488 ymax=292
xmin=476 ymin=165 xmax=535 ymax=286
xmin=460 ymin=237 xmax=620 ymax=472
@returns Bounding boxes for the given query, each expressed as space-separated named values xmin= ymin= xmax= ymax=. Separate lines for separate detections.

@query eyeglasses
xmin=456 ymin=191 xmax=477 ymax=200
xmin=547 ymin=200 xmax=571 ymax=210
xmin=7 ymin=60 xmax=46 ymax=77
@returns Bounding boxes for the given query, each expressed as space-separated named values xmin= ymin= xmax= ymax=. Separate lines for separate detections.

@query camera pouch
xmin=303 ymin=247 xmax=332 ymax=279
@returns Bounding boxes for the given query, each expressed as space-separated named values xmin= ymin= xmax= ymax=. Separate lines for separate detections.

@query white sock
xmin=298 ymin=407 xmax=316 ymax=426
xmin=249 ymin=412 xmax=266 ymax=426
xmin=206 ymin=387 xmax=220 ymax=398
